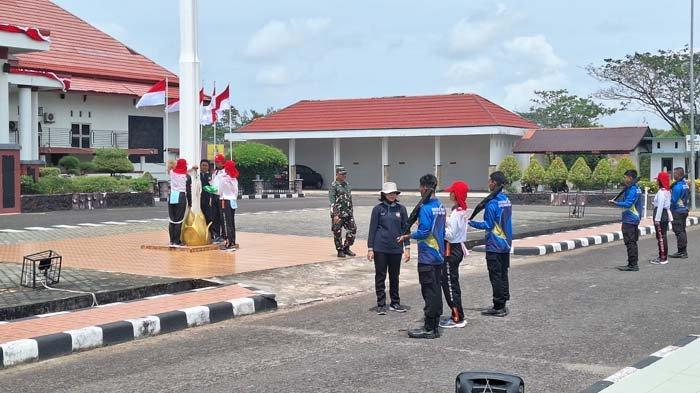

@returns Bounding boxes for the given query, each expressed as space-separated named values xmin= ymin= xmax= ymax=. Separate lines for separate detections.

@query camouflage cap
xmin=336 ymin=166 xmax=347 ymax=175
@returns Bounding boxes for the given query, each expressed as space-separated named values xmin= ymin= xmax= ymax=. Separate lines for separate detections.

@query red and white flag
xmin=135 ymin=79 xmax=166 ymax=108
xmin=201 ymin=86 xmax=216 ymax=125
xmin=214 ymin=85 xmax=231 ymax=120
xmin=167 ymin=88 xmax=205 ymax=113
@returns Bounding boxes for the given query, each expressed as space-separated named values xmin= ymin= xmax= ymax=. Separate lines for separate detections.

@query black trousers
xmin=486 ymin=252 xmax=510 ymax=310
xmin=622 ymin=223 xmax=639 ymax=268
xmin=441 ymin=243 xmax=465 ymax=321
xmin=374 ymin=252 xmax=402 ymax=307
xmin=220 ymin=200 xmax=236 ymax=245
xmin=418 ymin=264 xmax=443 ymax=331
xmin=210 ymin=194 xmax=222 ymax=239
xmin=672 ymin=211 xmax=688 ymax=254
xmin=168 ymin=193 xmax=187 ymax=245
xmin=201 ymin=193 xmax=220 ymax=239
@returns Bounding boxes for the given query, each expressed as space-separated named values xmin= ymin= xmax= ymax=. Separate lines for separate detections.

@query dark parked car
xmin=273 ymin=164 xmax=324 ymax=189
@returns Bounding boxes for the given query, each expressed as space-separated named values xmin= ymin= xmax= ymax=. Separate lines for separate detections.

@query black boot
xmin=669 ymin=252 xmax=688 ymax=259
xmin=408 ymin=318 xmax=441 ymax=339
xmin=337 ymin=250 xmax=346 ymax=258
xmin=344 ymin=247 xmax=356 ymax=257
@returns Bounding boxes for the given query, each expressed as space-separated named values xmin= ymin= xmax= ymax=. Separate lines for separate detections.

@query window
xmin=71 ymin=123 xmax=90 ymax=148
xmin=675 ymin=142 xmax=679 ymax=149
xmin=662 ymin=157 xmax=673 ymax=172
xmin=657 ymin=142 xmax=661 ymax=149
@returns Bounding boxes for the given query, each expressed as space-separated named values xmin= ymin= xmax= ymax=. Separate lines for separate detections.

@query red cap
xmin=656 ymin=171 xmax=670 ymax=189
xmin=214 ymin=153 xmax=226 ymax=164
xmin=444 ymin=180 xmax=469 ymax=210
xmin=172 ymin=158 xmax=187 ymax=175
xmin=224 ymin=160 xmax=239 ymax=178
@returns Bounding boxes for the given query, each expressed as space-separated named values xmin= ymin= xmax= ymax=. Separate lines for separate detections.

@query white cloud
xmin=245 ymin=18 xmax=331 ymax=59
xmin=255 ymin=65 xmax=299 ymax=86
xmin=503 ymin=35 xmax=566 ymax=71
xmin=502 ymin=72 xmax=568 ymax=110
xmin=447 ymin=3 xmax=509 ymax=56
xmin=446 ymin=57 xmax=494 ymax=84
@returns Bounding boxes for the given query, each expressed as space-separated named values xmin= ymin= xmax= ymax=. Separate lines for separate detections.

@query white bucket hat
xmin=381 ymin=182 xmax=400 ymax=195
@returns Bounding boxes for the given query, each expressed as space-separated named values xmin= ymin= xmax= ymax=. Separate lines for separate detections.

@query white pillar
xmin=178 ymin=0 xmax=201 ymax=165
xmin=18 ymin=87 xmax=32 ymax=160
xmin=381 ymin=137 xmax=389 ymax=184
xmin=434 ymin=136 xmax=441 ymax=188
xmin=0 ymin=60 xmax=9 ymax=144
xmin=288 ymin=138 xmax=296 ymax=181
xmin=333 ymin=137 xmax=341 ymax=171
xmin=31 ymin=90 xmax=39 ymax=160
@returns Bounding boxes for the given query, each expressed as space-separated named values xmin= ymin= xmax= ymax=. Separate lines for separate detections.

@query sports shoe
xmin=481 ymin=307 xmax=508 ymax=317
xmin=407 ymin=327 xmax=440 ymax=339
xmin=344 ymin=248 xmax=356 ymax=257
xmin=389 ymin=303 xmax=407 ymax=313
xmin=439 ymin=319 xmax=467 ymax=328
xmin=213 ymin=237 xmax=225 ymax=244
xmin=617 ymin=265 xmax=639 ymax=271
xmin=376 ymin=305 xmax=387 ymax=315
xmin=669 ymin=252 xmax=688 ymax=259
xmin=650 ymin=258 xmax=668 ymax=265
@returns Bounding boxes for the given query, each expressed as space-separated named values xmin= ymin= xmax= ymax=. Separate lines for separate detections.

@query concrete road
xmin=2 ymin=227 xmax=698 ymax=392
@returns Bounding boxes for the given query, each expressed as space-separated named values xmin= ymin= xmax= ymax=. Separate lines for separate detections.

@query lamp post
xmin=691 ymin=0 xmax=697 ymax=210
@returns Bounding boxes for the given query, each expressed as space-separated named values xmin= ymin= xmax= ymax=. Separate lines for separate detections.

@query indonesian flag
xmin=0 ymin=24 xmax=50 ymax=42
xmin=214 ymin=85 xmax=231 ymax=120
xmin=201 ymin=86 xmax=216 ymax=125
xmin=167 ymin=88 xmax=204 ymax=113
xmin=135 ymin=79 xmax=166 ymax=108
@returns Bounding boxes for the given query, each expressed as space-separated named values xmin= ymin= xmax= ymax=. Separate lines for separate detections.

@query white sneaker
xmin=439 ymin=319 xmax=467 ymax=328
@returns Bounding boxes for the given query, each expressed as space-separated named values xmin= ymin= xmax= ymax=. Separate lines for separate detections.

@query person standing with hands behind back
xmin=367 ymin=182 xmax=410 ymax=315
xmin=669 ymin=167 xmax=690 ymax=259
xmin=609 ymin=169 xmax=642 ymax=271
xmin=329 ymin=167 xmax=357 ymax=258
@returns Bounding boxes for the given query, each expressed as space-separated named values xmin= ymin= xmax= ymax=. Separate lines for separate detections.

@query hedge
xmin=39 ymin=167 xmax=61 ymax=177
xmin=21 ymin=175 xmax=154 ymax=195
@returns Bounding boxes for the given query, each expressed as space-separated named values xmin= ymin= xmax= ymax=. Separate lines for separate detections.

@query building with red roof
xmin=0 ymin=0 xmax=179 ymax=174
xmin=226 ymin=94 xmax=537 ymax=190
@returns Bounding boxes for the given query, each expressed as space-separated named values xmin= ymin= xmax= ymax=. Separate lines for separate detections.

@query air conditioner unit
xmin=43 ymin=112 xmax=55 ymax=123
xmin=9 ymin=121 xmax=17 ymax=132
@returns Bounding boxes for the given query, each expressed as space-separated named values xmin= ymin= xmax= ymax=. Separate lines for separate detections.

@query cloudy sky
xmin=55 ymin=0 xmax=692 ymax=129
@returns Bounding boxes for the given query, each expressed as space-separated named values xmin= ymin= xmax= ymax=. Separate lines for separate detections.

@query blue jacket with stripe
xmin=614 ymin=184 xmax=642 ymax=225
xmin=670 ymin=180 xmax=690 ymax=214
xmin=410 ymin=198 xmax=446 ymax=265
xmin=468 ymin=192 xmax=513 ymax=254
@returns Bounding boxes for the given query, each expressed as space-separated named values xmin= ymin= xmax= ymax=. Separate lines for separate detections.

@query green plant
xmin=58 ymin=156 xmax=80 ymax=172
xmin=497 ymin=156 xmax=522 ymax=186
xmin=613 ymin=157 xmax=637 ymax=186
xmin=568 ymin=157 xmax=592 ymax=191
xmin=35 ymin=176 xmax=74 ymax=194
xmin=71 ymin=176 xmax=129 ymax=193
xmin=232 ymin=142 xmax=288 ymax=191
xmin=695 ymin=179 xmax=700 ymax=193
xmin=39 ymin=167 xmax=61 ymax=177
xmin=591 ymin=158 xmax=614 ymax=191
xmin=639 ymin=155 xmax=651 ymax=179
xmin=128 ymin=177 xmax=152 ymax=193
xmin=92 ymin=148 xmax=134 ymax=175
xmin=638 ymin=179 xmax=660 ymax=194
xmin=546 ymin=157 xmax=569 ymax=191
xmin=522 ymin=157 xmax=546 ymax=190
xmin=78 ymin=161 xmax=96 ymax=174
xmin=20 ymin=175 xmax=39 ymax=194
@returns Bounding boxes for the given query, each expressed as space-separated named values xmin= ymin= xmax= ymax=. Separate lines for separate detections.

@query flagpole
xmin=228 ymin=81 xmax=233 ymax=159
xmin=164 ymin=76 xmax=169 ymax=163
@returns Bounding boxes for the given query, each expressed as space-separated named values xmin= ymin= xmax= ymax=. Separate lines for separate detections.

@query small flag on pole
xmin=135 ymin=79 xmax=166 ymax=108
xmin=166 ymin=88 xmax=204 ymax=113
xmin=214 ymin=85 xmax=231 ymax=120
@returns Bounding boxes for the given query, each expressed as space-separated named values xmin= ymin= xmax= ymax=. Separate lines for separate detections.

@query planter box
xmin=21 ymin=192 xmax=154 ymax=213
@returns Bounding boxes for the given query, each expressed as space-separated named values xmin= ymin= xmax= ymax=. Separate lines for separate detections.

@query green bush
xmin=639 ymin=155 xmax=651 ymax=179
xmin=546 ymin=157 xmax=569 ymax=191
xmin=39 ymin=167 xmax=61 ymax=177
xmin=78 ymin=161 xmax=96 ymax=174
xmin=58 ymin=156 xmax=80 ymax=172
xmin=93 ymin=148 xmax=134 ymax=175
xmin=638 ymin=179 xmax=659 ymax=194
xmin=20 ymin=175 xmax=39 ymax=194
xmin=71 ymin=176 xmax=130 ymax=193
xmin=613 ymin=157 xmax=637 ymax=185
xmin=522 ymin=157 xmax=546 ymax=190
xmin=232 ymin=142 xmax=288 ymax=191
xmin=591 ymin=158 xmax=614 ymax=191
xmin=128 ymin=177 xmax=153 ymax=193
xmin=35 ymin=176 xmax=74 ymax=194
xmin=568 ymin=157 xmax=592 ymax=191
xmin=497 ymin=156 xmax=522 ymax=186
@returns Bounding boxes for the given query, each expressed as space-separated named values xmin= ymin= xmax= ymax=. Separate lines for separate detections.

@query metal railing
xmin=39 ymin=128 xmax=128 ymax=149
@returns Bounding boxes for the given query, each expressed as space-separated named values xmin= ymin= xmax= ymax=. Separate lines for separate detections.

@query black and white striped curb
xmin=154 ymin=193 xmax=304 ymax=202
xmin=473 ymin=216 xmax=700 ymax=256
xmin=0 ymin=290 xmax=276 ymax=369
xmin=581 ymin=335 xmax=699 ymax=393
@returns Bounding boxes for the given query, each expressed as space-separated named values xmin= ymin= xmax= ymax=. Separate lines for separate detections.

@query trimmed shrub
xmin=522 ymin=157 xmax=546 ymax=190
xmin=78 ymin=161 xmax=97 ymax=174
xmin=58 ymin=156 xmax=80 ymax=172
xmin=638 ymin=179 xmax=659 ymax=194
xmin=497 ymin=156 xmax=522 ymax=186
xmin=93 ymin=148 xmax=134 ymax=175
xmin=71 ymin=176 xmax=130 ymax=193
xmin=39 ymin=167 xmax=61 ymax=177
xmin=568 ymin=157 xmax=592 ymax=191
xmin=613 ymin=157 xmax=637 ymax=185
xmin=232 ymin=142 xmax=288 ymax=191
xmin=35 ymin=176 xmax=74 ymax=194
xmin=20 ymin=175 xmax=39 ymax=194
xmin=546 ymin=157 xmax=569 ymax=192
xmin=128 ymin=177 xmax=153 ymax=193
xmin=591 ymin=158 xmax=614 ymax=191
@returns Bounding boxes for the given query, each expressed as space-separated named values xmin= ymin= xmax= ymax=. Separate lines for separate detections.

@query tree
xmin=591 ymin=158 xmax=614 ymax=192
xmin=58 ymin=156 xmax=80 ymax=174
xmin=497 ymin=156 xmax=522 ymax=186
xmin=612 ymin=157 xmax=637 ymax=186
xmin=92 ymin=148 xmax=134 ymax=175
xmin=522 ymin=157 xmax=546 ymax=191
xmin=518 ymin=89 xmax=617 ymax=128
xmin=546 ymin=157 xmax=569 ymax=192
xmin=587 ymin=48 xmax=700 ymax=135
xmin=568 ymin=157 xmax=592 ymax=191
xmin=202 ymin=106 xmax=277 ymax=144
xmin=232 ymin=142 xmax=288 ymax=193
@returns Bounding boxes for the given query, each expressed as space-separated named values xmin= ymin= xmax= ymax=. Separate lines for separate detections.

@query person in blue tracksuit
xmin=609 ymin=169 xmax=643 ymax=271
xmin=469 ymin=171 xmax=513 ymax=317
xmin=669 ymin=167 xmax=690 ymax=259
xmin=397 ymin=174 xmax=446 ymax=339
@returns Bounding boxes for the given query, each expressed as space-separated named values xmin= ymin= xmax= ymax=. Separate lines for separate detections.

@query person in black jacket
xmin=199 ymin=159 xmax=219 ymax=241
xmin=367 ymin=182 xmax=411 ymax=315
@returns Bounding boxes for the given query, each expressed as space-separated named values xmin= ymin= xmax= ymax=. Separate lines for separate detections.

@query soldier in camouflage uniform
xmin=329 ymin=167 xmax=357 ymax=258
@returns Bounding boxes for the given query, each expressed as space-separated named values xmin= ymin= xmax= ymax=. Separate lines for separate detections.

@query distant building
xmin=650 ymin=135 xmax=687 ymax=176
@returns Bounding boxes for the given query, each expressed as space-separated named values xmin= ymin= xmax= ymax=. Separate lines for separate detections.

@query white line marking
xmin=52 ymin=225 xmax=81 ymax=229
xmin=0 ymin=229 xmax=27 ymax=233
xmin=145 ymin=294 xmax=174 ymax=300
xmin=150 ymin=218 xmax=169 ymax=222
xmin=78 ymin=223 xmax=105 ymax=227
xmin=101 ymin=221 xmax=128 ymax=225
xmin=24 ymin=227 xmax=53 ymax=231
xmin=125 ymin=220 xmax=150 ymax=223
xmin=95 ymin=302 xmax=124 ymax=308
xmin=35 ymin=311 xmax=69 ymax=318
